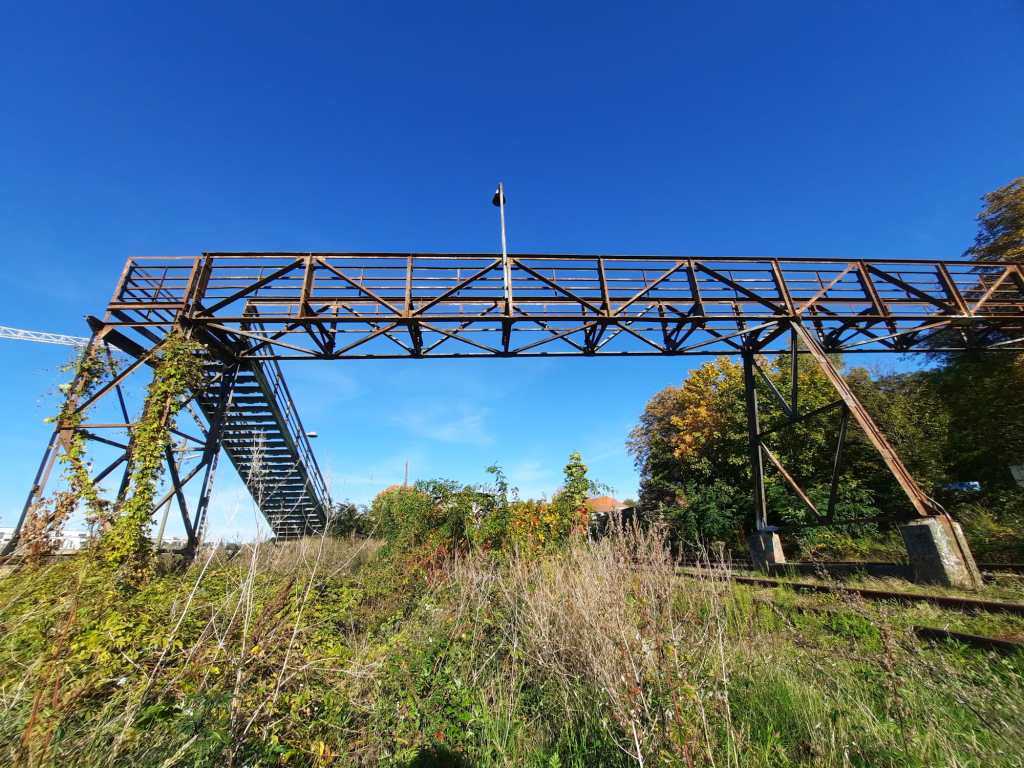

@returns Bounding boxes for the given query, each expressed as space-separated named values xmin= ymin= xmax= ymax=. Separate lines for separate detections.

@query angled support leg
xmin=789 ymin=322 xmax=941 ymax=518
xmin=789 ymin=321 xmax=981 ymax=588
xmin=2 ymin=428 xmax=63 ymax=556
xmin=180 ymin=362 xmax=239 ymax=563
xmin=2 ymin=332 xmax=104 ymax=556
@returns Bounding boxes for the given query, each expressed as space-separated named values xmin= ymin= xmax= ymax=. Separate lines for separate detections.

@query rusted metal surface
xmin=679 ymin=568 xmax=1024 ymax=616
xmin=9 ymin=252 xmax=1024 ymax=560
xmin=98 ymin=252 xmax=1021 ymax=535
xmin=102 ymin=253 xmax=1024 ymax=359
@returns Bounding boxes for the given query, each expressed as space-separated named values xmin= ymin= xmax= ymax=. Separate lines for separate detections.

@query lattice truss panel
xmin=105 ymin=254 xmax=1024 ymax=359
xmin=6 ymin=316 xmax=331 ymax=557
xmin=9 ymin=336 xmax=233 ymax=553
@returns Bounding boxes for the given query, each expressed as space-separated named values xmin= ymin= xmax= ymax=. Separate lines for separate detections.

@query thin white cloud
xmin=322 ymin=451 xmax=425 ymax=502
xmin=394 ymin=402 xmax=493 ymax=446
xmin=282 ymin=366 xmax=360 ymax=420
xmin=503 ymin=459 xmax=557 ymax=500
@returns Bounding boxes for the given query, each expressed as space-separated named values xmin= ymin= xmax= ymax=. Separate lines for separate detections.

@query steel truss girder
xmin=104 ymin=253 xmax=1024 ymax=360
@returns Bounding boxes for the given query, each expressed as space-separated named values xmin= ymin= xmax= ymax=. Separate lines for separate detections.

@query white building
xmin=0 ymin=527 xmax=93 ymax=552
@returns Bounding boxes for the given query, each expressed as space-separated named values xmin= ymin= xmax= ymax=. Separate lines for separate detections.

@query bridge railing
xmin=249 ymin=344 xmax=332 ymax=521
xmin=104 ymin=253 xmax=1024 ymax=358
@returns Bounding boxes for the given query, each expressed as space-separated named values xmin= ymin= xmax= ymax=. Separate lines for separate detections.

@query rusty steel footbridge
xmin=6 ymin=252 xmax=1024 ymax=557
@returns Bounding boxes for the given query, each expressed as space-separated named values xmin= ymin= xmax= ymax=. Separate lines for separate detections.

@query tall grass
xmin=0 ymin=526 xmax=1020 ymax=767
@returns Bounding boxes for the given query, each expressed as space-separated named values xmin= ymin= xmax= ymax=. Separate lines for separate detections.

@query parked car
xmin=941 ymin=481 xmax=982 ymax=493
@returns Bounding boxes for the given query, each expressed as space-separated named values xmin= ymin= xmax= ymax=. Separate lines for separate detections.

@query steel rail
xmin=677 ymin=568 xmax=1024 ymax=616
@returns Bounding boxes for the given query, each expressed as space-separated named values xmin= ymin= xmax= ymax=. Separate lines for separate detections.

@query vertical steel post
xmin=742 ymin=348 xmax=768 ymax=531
xmin=824 ymin=405 xmax=850 ymax=521
xmin=154 ymin=500 xmax=171 ymax=550
xmin=182 ymin=362 xmax=239 ymax=562
xmin=496 ymin=182 xmax=514 ymax=353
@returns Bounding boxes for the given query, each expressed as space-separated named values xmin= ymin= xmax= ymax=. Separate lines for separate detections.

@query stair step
xmin=195 ymin=353 xmax=328 ymax=536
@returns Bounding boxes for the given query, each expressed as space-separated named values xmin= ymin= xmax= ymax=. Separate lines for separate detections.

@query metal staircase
xmin=94 ymin=322 xmax=331 ymax=542
xmin=199 ymin=350 xmax=330 ymax=539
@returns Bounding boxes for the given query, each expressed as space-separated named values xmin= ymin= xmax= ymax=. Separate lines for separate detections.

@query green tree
xmin=326 ymin=500 xmax=367 ymax=537
xmin=845 ymin=368 xmax=952 ymax=504
xmin=964 ymin=176 xmax=1024 ymax=262
xmin=551 ymin=451 xmax=590 ymax=520
xmin=626 ymin=355 xmax=937 ymax=547
xmin=944 ymin=176 xmax=1024 ymax=488
xmin=931 ymin=355 xmax=1024 ymax=489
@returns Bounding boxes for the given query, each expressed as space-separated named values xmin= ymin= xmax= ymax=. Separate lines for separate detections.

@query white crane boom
xmin=0 ymin=325 xmax=89 ymax=347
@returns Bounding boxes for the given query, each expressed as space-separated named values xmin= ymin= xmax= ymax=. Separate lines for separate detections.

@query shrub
xmin=507 ymin=453 xmax=591 ymax=550
xmin=369 ymin=480 xmax=482 ymax=553
xmin=951 ymin=489 xmax=1024 ymax=562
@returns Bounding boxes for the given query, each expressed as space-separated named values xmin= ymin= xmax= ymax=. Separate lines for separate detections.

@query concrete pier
xmin=748 ymin=528 xmax=786 ymax=570
xmin=900 ymin=515 xmax=982 ymax=589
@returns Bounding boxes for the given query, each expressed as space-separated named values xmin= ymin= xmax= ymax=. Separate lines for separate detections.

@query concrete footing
xmin=900 ymin=515 xmax=982 ymax=590
xmin=748 ymin=528 xmax=786 ymax=570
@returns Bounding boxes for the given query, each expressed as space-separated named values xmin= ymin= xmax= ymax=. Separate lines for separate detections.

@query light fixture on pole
xmin=492 ymin=182 xmax=513 ymax=312
xmin=492 ymin=182 xmax=508 ymax=258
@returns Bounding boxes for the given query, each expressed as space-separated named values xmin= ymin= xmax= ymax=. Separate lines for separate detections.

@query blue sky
xmin=1 ymin=1 xmax=1022 ymax=540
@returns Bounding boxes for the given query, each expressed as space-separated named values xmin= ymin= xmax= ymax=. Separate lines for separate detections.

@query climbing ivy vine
xmin=98 ymin=330 xmax=205 ymax=581
xmin=21 ymin=344 xmax=111 ymax=561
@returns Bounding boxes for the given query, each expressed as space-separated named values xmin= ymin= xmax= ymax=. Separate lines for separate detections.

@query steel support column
xmin=741 ymin=349 xmax=769 ymax=531
xmin=180 ymin=361 xmax=239 ymax=558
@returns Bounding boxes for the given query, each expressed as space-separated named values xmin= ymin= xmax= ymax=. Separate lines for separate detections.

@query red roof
xmin=585 ymin=496 xmax=625 ymax=514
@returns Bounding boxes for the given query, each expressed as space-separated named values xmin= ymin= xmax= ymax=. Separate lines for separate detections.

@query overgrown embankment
xmin=1 ymin=529 xmax=1022 ymax=767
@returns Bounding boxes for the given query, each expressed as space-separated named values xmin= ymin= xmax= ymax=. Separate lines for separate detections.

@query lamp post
xmin=492 ymin=183 xmax=513 ymax=312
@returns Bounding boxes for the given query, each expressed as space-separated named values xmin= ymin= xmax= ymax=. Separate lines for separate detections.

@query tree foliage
xmin=627 ymin=355 xmax=966 ymax=549
xmin=964 ymin=176 xmax=1024 ymax=262
xmin=99 ymin=331 xmax=205 ymax=583
xmin=367 ymin=453 xmax=597 ymax=555
xmin=325 ymin=500 xmax=368 ymax=537
xmin=510 ymin=452 xmax=592 ymax=549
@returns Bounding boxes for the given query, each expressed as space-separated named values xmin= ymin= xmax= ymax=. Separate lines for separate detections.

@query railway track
xmin=911 ymin=625 xmax=1024 ymax=653
xmin=677 ymin=567 xmax=1024 ymax=617
xmin=773 ymin=596 xmax=1024 ymax=653
xmin=689 ymin=559 xmax=1024 ymax=580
